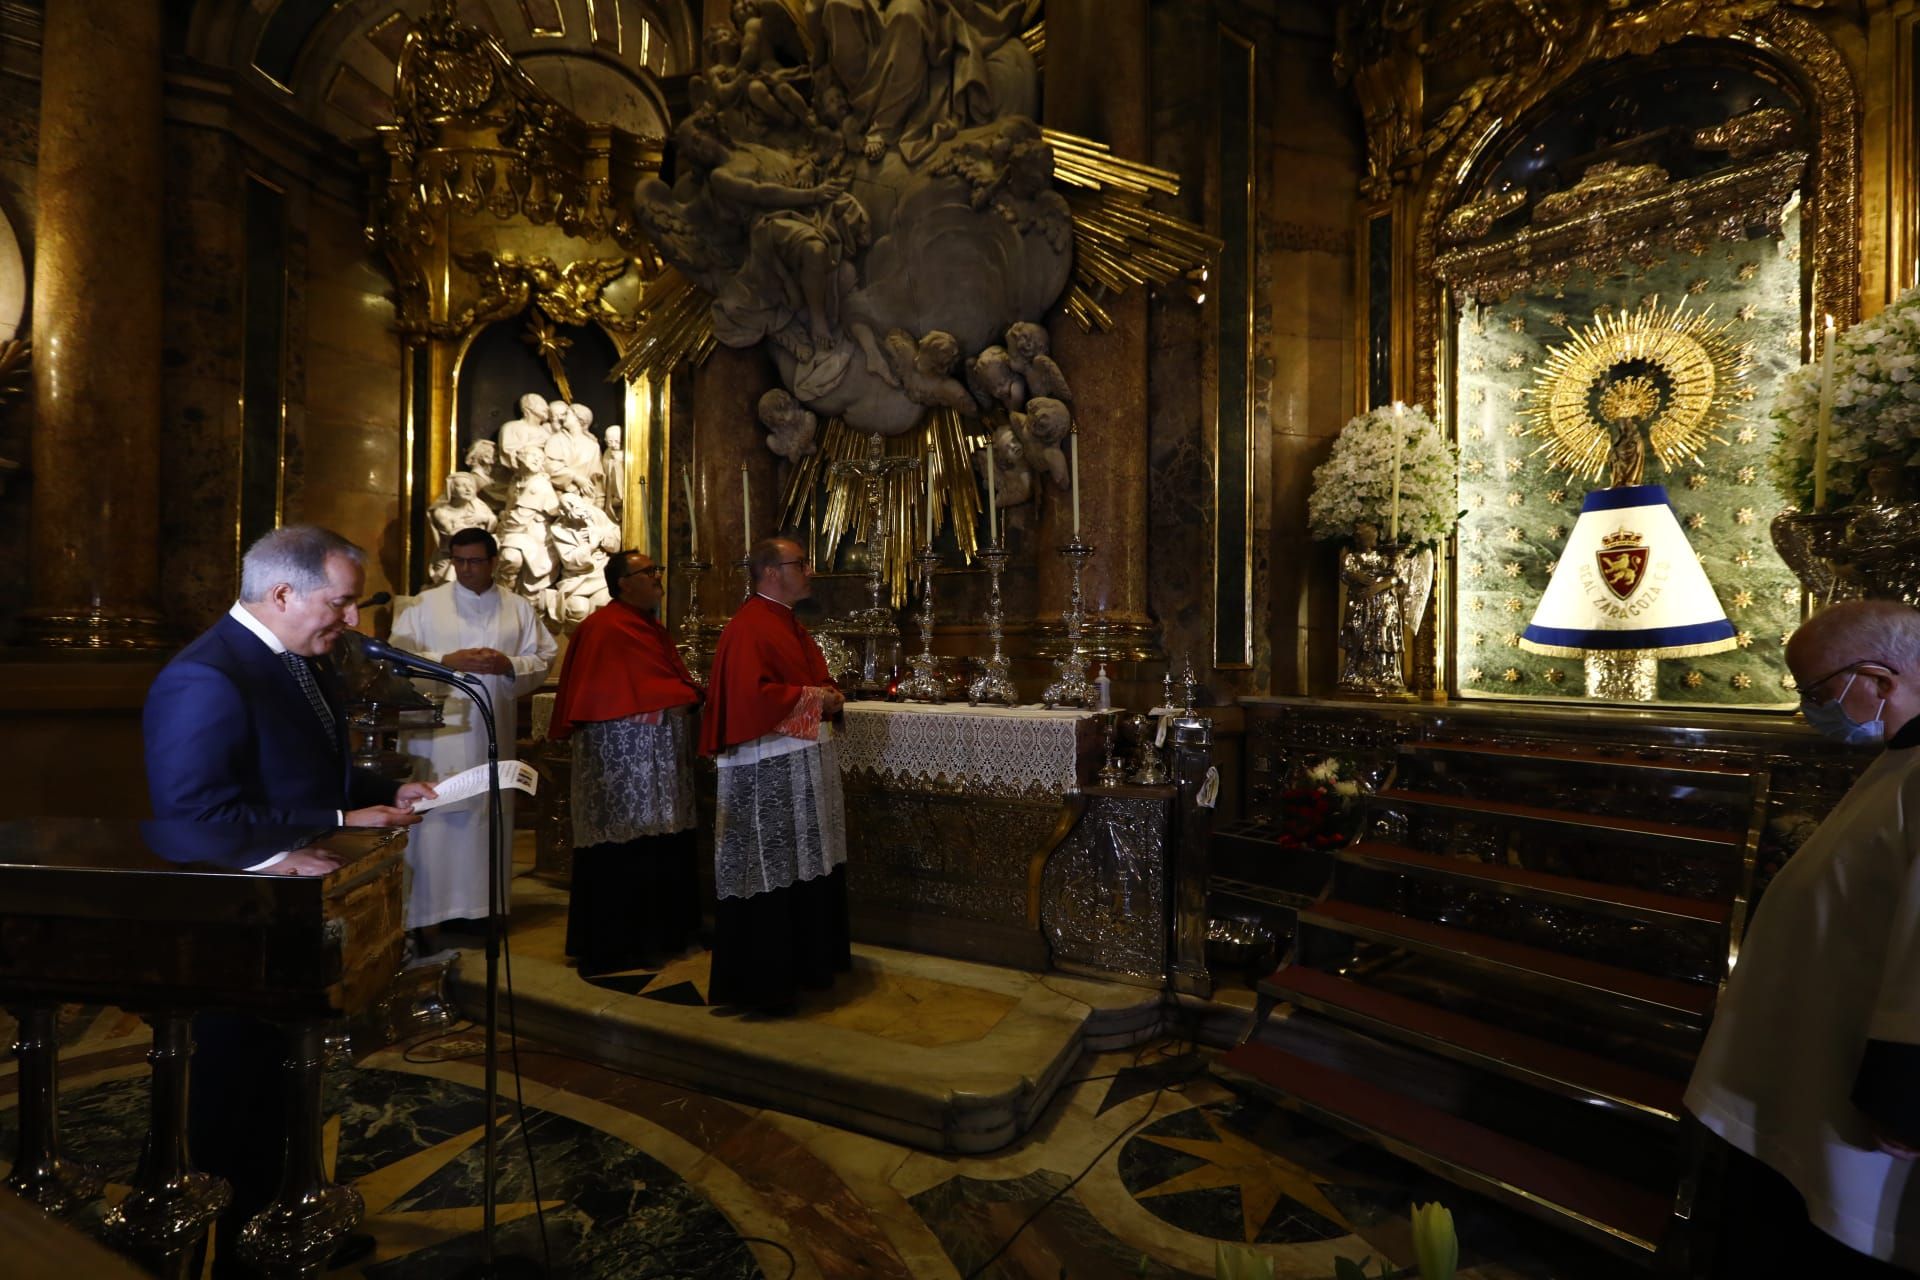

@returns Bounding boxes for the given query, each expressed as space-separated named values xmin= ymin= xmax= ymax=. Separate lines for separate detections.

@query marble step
xmin=1372 ymin=787 xmax=1745 ymax=850
xmin=1336 ymin=841 xmax=1730 ymax=925
xmin=1214 ymin=1039 xmax=1674 ymax=1261
xmin=445 ymin=941 xmax=1162 ymax=1154
xmin=1298 ymin=900 xmax=1717 ymax=1024
xmin=1257 ymin=964 xmax=1686 ymax=1125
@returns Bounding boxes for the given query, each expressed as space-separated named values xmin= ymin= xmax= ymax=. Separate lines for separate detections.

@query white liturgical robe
xmin=392 ymin=581 xmax=556 ymax=927
xmin=1686 ymin=741 xmax=1920 ymax=1266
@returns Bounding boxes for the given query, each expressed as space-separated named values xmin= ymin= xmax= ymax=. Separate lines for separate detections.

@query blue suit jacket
xmin=144 ymin=613 xmax=398 ymax=826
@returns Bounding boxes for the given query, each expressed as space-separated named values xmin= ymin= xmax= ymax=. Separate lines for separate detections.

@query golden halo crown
xmin=1600 ymin=528 xmax=1642 ymax=549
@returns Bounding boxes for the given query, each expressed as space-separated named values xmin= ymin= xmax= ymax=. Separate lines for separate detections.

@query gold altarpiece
xmin=1335 ymin=0 xmax=1894 ymax=699
xmin=363 ymin=3 xmax=672 ymax=581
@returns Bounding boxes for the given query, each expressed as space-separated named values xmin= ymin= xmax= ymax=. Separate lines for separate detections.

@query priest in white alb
xmin=392 ymin=526 xmax=557 ymax=951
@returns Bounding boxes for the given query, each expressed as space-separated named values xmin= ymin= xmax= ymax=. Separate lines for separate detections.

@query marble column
xmin=1038 ymin=0 xmax=1159 ymax=662
xmin=689 ymin=343 xmax=777 ymax=622
xmin=21 ymin=0 xmax=169 ymax=648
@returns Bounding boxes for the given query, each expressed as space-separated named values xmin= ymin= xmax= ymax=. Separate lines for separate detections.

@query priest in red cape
xmin=549 ymin=549 xmax=703 ymax=974
xmin=700 ymin=535 xmax=851 ymax=1014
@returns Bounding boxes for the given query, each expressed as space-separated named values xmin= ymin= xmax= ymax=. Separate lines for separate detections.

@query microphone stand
xmin=396 ymin=661 xmax=543 ymax=1280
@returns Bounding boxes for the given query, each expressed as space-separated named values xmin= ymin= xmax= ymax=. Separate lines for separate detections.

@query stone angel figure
xmin=1010 ymin=395 xmax=1071 ymax=489
xmin=966 ymin=344 xmax=1025 ymax=415
xmin=875 ymin=328 xmax=977 ymax=415
xmin=1006 ymin=321 xmax=1072 ymax=404
xmin=757 ymin=387 xmax=819 ymax=463
xmin=1337 ymin=520 xmax=1425 ymax=695
xmin=977 ymin=424 xmax=1034 ymax=508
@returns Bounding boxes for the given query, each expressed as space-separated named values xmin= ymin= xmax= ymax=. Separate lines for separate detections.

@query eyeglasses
xmin=616 ymin=564 xmax=663 ymax=582
xmin=450 ymin=555 xmax=496 ymax=567
xmin=770 ymin=558 xmax=809 ymax=570
xmin=1801 ymin=659 xmax=1896 ymax=706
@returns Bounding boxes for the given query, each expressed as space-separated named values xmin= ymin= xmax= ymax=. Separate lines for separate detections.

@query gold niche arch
xmin=363 ymin=1 xmax=669 ymax=579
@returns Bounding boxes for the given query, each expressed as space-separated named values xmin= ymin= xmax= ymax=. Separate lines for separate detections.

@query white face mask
xmin=1800 ymin=671 xmax=1887 ymax=745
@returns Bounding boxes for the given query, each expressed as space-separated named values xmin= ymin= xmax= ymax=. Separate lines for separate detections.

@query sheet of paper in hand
xmin=410 ymin=760 xmax=539 ymax=813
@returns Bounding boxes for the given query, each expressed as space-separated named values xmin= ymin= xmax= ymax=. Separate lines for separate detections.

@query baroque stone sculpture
xmin=633 ymin=0 xmax=1073 ymax=441
xmin=441 ymin=392 xmax=635 ymax=631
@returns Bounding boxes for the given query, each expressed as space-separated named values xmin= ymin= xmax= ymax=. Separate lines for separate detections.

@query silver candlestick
xmin=675 ymin=557 xmax=711 ymax=676
xmin=829 ymin=433 xmax=919 ymax=698
xmin=968 ymin=544 xmax=1019 ymax=706
xmin=897 ymin=543 xmax=945 ymax=701
xmin=737 ymin=554 xmax=753 ymax=601
xmin=1042 ymin=538 xmax=1096 ymax=708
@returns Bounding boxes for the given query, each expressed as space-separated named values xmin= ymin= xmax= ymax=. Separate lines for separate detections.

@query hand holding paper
xmin=410 ymin=760 xmax=539 ymax=813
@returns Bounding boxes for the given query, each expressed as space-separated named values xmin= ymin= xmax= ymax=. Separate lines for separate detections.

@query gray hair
xmin=239 ymin=525 xmax=365 ymax=602
xmin=1794 ymin=599 xmax=1920 ymax=674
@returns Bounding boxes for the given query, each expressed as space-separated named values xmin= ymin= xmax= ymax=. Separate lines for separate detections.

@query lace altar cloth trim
xmin=837 ymin=703 xmax=1102 ymax=796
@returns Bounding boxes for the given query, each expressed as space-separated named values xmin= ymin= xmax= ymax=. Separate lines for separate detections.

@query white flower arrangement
xmin=1308 ymin=404 xmax=1460 ymax=545
xmin=1770 ymin=285 xmax=1920 ymax=509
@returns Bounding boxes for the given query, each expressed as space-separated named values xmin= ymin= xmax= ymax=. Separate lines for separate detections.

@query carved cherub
xmin=730 ymin=0 xmax=812 ymax=130
xmin=1010 ymin=395 xmax=1071 ymax=488
xmin=1005 ymin=322 xmax=1072 ymax=403
xmin=977 ymin=424 xmax=1034 ymax=507
xmin=879 ymin=329 xmax=978 ymax=415
xmin=966 ymin=344 xmax=1026 ymax=415
xmin=757 ymin=387 xmax=819 ymax=462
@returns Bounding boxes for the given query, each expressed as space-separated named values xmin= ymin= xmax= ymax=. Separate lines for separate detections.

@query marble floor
xmin=0 ymin=850 xmax=1633 ymax=1279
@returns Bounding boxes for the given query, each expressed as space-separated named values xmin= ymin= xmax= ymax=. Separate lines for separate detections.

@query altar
xmin=530 ymin=695 xmax=1213 ymax=990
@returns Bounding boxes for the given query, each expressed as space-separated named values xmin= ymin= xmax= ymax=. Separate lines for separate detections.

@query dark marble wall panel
xmin=0 ymin=72 xmax=36 ymax=643
xmin=160 ymin=126 xmax=249 ymax=634
xmin=294 ymin=186 xmax=403 ymax=600
xmin=1148 ymin=0 xmax=1360 ymax=698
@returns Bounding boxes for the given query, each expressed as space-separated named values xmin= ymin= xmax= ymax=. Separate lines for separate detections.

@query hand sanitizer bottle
xmin=1094 ymin=664 xmax=1112 ymax=710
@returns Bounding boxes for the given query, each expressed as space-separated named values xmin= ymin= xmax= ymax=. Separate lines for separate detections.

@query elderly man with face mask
xmin=548 ymin=549 xmax=704 ymax=974
xmin=1686 ymin=599 xmax=1920 ymax=1276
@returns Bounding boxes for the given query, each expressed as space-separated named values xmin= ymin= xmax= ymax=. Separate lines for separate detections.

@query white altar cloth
xmin=837 ymin=702 xmax=1105 ymax=796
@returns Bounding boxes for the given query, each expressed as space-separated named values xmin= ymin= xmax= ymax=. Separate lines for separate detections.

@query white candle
xmin=1070 ymin=430 xmax=1081 ymax=537
xmin=740 ymin=463 xmax=752 ymax=555
xmin=1815 ymin=314 xmax=1836 ymax=512
xmin=925 ymin=459 xmax=935 ymax=543
xmin=682 ymin=465 xmax=698 ymax=558
xmin=983 ymin=445 xmax=997 ymax=545
xmin=1390 ymin=401 xmax=1405 ymax=544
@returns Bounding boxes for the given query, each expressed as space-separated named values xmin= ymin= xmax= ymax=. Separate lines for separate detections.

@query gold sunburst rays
xmin=778 ymin=409 xmax=985 ymax=607
xmin=1046 ymin=129 xmax=1222 ymax=332
xmin=1523 ymin=298 xmax=1748 ymax=483
xmin=608 ymin=267 xmax=717 ymax=386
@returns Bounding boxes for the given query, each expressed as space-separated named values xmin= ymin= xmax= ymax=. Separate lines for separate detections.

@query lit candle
xmin=1390 ymin=401 xmax=1406 ymax=544
xmin=983 ymin=445 xmax=997 ymax=545
xmin=1815 ymin=314 xmax=1836 ymax=512
xmin=1070 ymin=429 xmax=1082 ymax=538
xmin=682 ymin=465 xmax=698 ymax=558
xmin=740 ymin=463 xmax=752 ymax=555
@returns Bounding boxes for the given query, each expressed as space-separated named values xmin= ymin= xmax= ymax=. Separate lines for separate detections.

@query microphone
xmin=344 ymin=632 xmax=471 ymax=683
xmin=358 ymin=591 xmax=393 ymax=609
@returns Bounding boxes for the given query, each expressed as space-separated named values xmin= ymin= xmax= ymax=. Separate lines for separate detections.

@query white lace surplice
xmin=570 ymin=707 xmax=696 ymax=846
xmin=713 ymin=727 xmax=847 ymax=901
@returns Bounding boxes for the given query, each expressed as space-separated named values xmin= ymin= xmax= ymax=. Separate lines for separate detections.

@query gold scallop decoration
xmin=1523 ymin=298 xmax=1749 ymax=483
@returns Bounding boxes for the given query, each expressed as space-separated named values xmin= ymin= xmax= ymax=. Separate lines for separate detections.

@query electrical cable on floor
xmin=500 ymin=878 xmax=554 ymax=1271
xmin=960 ymin=1077 xmax=1185 ymax=1280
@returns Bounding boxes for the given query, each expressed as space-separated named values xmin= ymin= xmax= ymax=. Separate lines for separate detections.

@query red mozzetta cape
xmin=698 ymin=594 xmax=835 ymax=756
xmin=548 ymin=600 xmax=700 ymax=740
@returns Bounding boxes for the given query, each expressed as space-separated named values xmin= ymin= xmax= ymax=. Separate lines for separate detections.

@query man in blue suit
xmin=144 ymin=524 xmax=434 ymax=1276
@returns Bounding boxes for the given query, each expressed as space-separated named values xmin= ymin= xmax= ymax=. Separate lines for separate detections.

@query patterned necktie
xmin=281 ymin=651 xmax=338 ymax=748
